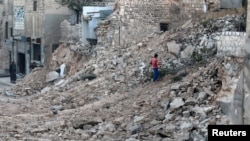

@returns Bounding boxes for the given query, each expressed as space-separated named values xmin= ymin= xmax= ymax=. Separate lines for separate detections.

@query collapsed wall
xmin=97 ymin=0 xmax=217 ymax=47
xmin=2 ymin=10 xmax=249 ymax=140
xmin=207 ymin=29 xmax=246 ymax=124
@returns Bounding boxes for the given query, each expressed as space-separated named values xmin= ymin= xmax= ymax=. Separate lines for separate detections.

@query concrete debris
xmin=46 ymin=71 xmax=60 ymax=82
xmin=4 ymin=90 xmax=18 ymax=97
xmin=41 ymin=87 xmax=51 ymax=94
xmin=0 ymin=13 xmax=245 ymax=141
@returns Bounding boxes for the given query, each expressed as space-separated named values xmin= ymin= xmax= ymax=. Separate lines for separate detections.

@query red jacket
xmin=150 ymin=58 xmax=159 ymax=69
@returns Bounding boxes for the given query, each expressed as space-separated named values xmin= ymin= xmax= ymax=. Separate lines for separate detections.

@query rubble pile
xmin=8 ymin=67 xmax=49 ymax=96
xmin=7 ymin=14 xmax=245 ymax=97
xmin=76 ymin=14 xmax=245 ymax=87
xmin=0 ymin=57 xmax=243 ymax=141
xmin=0 ymin=13 xmax=245 ymax=140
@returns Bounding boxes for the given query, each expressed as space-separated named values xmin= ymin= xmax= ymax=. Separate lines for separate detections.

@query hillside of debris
xmin=0 ymin=13 xmax=245 ymax=140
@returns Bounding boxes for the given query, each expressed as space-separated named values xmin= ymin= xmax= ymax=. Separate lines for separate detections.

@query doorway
xmin=18 ymin=53 xmax=25 ymax=74
xmin=33 ymin=44 xmax=41 ymax=61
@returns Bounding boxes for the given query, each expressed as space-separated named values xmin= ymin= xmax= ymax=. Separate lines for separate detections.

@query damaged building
xmin=12 ymin=0 xmax=71 ymax=74
xmin=95 ymin=0 xmax=245 ymax=47
xmin=0 ymin=0 xmax=245 ymax=75
xmin=0 ymin=0 xmax=11 ymax=74
xmin=0 ymin=0 xmax=250 ymax=140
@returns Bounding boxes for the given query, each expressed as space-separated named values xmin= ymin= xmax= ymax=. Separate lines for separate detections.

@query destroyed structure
xmin=0 ymin=0 xmax=249 ymax=140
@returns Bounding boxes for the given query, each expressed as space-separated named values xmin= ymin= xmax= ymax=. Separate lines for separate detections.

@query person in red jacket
xmin=150 ymin=53 xmax=160 ymax=82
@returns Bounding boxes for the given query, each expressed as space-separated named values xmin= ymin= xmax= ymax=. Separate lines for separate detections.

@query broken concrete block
xmin=170 ymin=97 xmax=184 ymax=110
xmin=46 ymin=71 xmax=59 ymax=82
xmin=41 ymin=87 xmax=51 ymax=94
xmin=167 ymin=41 xmax=181 ymax=56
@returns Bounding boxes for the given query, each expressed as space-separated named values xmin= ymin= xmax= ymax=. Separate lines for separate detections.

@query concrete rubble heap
xmin=0 ymin=13 xmax=245 ymax=140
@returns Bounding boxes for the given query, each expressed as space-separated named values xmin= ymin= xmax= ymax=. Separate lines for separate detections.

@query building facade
xmin=7 ymin=0 xmax=70 ymax=74
xmin=0 ymin=0 xmax=13 ymax=74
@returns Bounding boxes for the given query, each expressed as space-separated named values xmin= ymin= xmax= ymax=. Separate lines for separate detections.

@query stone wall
xmin=215 ymin=31 xmax=246 ymax=124
xmin=216 ymin=58 xmax=244 ymax=124
xmin=96 ymin=0 xmax=221 ymax=47
xmin=216 ymin=32 xmax=246 ymax=57
xmin=60 ymin=20 xmax=82 ymax=44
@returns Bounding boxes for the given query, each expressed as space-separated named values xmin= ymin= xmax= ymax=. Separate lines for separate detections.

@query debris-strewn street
xmin=0 ymin=9 xmax=246 ymax=140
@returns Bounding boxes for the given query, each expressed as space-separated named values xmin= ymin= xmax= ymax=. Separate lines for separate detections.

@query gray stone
xmin=203 ymin=106 xmax=215 ymax=113
xmin=164 ymin=113 xmax=174 ymax=122
xmin=150 ymin=120 xmax=161 ymax=126
xmin=125 ymin=138 xmax=140 ymax=141
xmin=190 ymin=130 xmax=205 ymax=141
xmin=197 ymin=92 xmax=207 ymax=101
xmin=50 ymin=105 xmax=64 ymax=112
xmin=184 ymin=97 xmax=197 ymax=106
xmin=4 ymin=90 xmax=18 ymax=97
xmin=173 ymin=131 xmax=190 ymax=141
xmin=203 ymin=88 xmax=214 ymax=96
xmin=165 ymin=124 xmax=176 ymax=132
xmin=181 ymin=45 xmax=194 ymax=58
xmin=104 ymin=122 xmax=115 ymax=132
xmin=170 ymin=97 xmax=184 ymax=110
xmin=179 ymin=122 xmax=193 ymax=130
xmin=133 ymin=116 xmax=145 ymax=124
xmin=137 ymin=42 xmax=143 ymax=47
xmin=170 ymin=84 xmax=181 ymax=90
xmin=182 ymin=111 xmax=190 ymax=118
xmin=186 ymin=87 xmax=194 ymax=95
xmin=148 ymin=124 xmax=165 ymax=134
xmin=167 ymin=41 xmax=181 ymax=56
xmin=83 ymin=124 xmax=92 ymax=130
xmin=129 ymin=125 xmax=141 ymax=135
xmin=192 ymin=106 xmax=207 ymax=119
xmin=169 ymin=91 xmax=176 ymax=98
xmin=113 ymin=117 xmax=124 ymax=125
xmin=161 ymin=100 xmax=170 ymax=110
xmin=46 ymin=71 xmax=60 ymax=82
xmin=161 ymin=138 xmax=174 ymax=141
xmin=41 ymin=87 xmax=51 ymax=94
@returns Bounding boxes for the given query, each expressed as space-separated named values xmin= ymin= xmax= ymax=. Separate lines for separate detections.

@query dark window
xmin=33 ymin=0 xmax=37 ymax=11
xmin=33 ymin=44 xmax=41 ymax=61
xmin=10 ymin=27 xmax=13 ymax=37
xmin=242 ymin=0 xmax=247 ymax=8
xmin=87 ymin=38 xmax=97 ymax=46
xmin=5 ymin=22 xmax=8 ymax=39
xmin=160 ymin=23 xmax=169 ymax=32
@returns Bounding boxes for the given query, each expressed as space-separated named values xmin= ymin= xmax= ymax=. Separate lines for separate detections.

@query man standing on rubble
xmin=9 ymin=61 xmax=17 ymax=83
xmin=150 ymin=53 xmax=161 ymax=82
